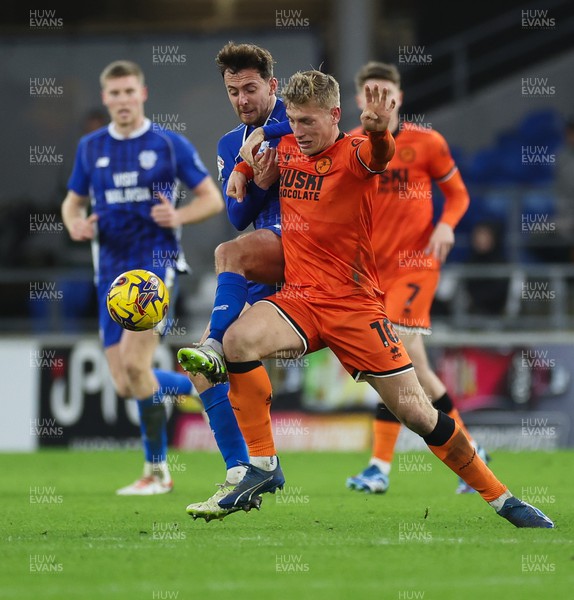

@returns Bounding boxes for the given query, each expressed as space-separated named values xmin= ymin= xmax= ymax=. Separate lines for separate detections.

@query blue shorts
xmin=97 ymin=267 xmax=178 ymax=348
xmin=247 ymin=281 xmax=277 ymax=305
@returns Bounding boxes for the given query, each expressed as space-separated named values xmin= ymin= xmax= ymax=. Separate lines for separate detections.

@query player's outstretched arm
xmin=356 ymin=84 xmax=396 ymax=173
xmin=61 ymin=190 xmax=97 ymax=241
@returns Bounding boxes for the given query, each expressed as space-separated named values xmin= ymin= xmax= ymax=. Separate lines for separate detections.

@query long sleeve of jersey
xmin=436 ymin=169 xmax=470 ymax=229
xmin=227 ymin=161 xmax=278 ymax=230
xmin=357 ymin=129 xmax=395 ymax=173
xmin=262 ymin=120 xmax=292 ymax=140
xmin=218 ymin=137 xmax=275 ymax=231
xmin=228 ymin=181 xmax=273 ymax=231
xmin=428 ymin=131 xmax=470 ymax=229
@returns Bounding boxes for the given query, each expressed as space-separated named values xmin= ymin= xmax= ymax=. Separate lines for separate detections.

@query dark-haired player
xmin=179 ymin=42 xmax=287 ymax=519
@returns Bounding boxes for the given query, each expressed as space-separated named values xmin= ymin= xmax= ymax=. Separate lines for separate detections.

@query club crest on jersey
xmin=315 ymin=156 xmax=332 ymax=174
xmin=139 ymin=150 xmax=158 ymax=170
xmin=398 ymin=147 xmax=416 ymax=163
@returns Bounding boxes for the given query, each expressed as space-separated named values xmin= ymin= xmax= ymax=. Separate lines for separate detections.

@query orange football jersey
xmin=276 ymin=133 xmax=388 ymax=299
xmin=348 ymin=123 xmax=466 ymax=284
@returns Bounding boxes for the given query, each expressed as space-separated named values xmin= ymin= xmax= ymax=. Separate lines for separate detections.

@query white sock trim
xmin=226 ymin=465 xmax=248 ymax=485
xmin=250 ymin=455 xmax=277 ymax=471
xmin=489 ymin=489 xmax=513 ymax=512
xmin=369 ymin=457 xmax=391 ymax=476
xmin=204 ymin=338 xmax=224 ymax=355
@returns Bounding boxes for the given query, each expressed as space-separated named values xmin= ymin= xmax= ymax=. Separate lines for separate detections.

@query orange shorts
xmin=381 ymin=268 xmax=440 ymax=334
xmin=260 ymin=285 xmax=413 ymax=381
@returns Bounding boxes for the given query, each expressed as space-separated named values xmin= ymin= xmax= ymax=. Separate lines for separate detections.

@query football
xmin=106 ymin=269 xmax=169 ymax=331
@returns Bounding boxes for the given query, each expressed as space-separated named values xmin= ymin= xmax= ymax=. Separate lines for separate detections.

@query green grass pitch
xmin=2 ymin=449 xmax=573 ymax=599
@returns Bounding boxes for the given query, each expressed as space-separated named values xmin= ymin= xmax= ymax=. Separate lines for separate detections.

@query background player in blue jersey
xmin=178 ymin=43 xmax=288 ymax=520
xmin=61 ymin=60 xmax=224 ymax=495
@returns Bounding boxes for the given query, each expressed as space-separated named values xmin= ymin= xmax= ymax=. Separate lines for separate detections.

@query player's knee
xmin=105 ymin=359 xmax=130 ymax=396
xmin=222 ymin=325 xmax=241 ymax=361
xmin=123 ymin=356 xmax=148 ymax=386
xmin=214 ymin=240 xmax=245 ymax=274
xmin=222 ymin=323 xmax=255 ymax=362
xmin=109 ymin=373 xmax=131 ymax=398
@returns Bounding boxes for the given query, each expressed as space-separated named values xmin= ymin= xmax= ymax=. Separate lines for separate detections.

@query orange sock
xmin=372 ymin=419 xmax=402 ymax=463
xmin=425 ymin=411 xmax=507 ymax=502
xmin=447 ymin=408 xmax=474 ymax=444
xmin=228 ymin=361 xmax=275 ymax=456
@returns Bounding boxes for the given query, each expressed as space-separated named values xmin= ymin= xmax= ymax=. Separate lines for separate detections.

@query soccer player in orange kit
xmin=236 ymin=61 xmax=488 ymax=495
xmin=179 ymin=69 xmax=553 ymax=528
xmin=345 ymin=61 xmax=490 ymax=495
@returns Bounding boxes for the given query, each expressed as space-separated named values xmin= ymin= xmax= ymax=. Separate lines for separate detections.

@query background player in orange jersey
xmin=345 ymin=61 xmax=490 ymax=495
xmin=182 ymin=69 xmax=553 ymax=528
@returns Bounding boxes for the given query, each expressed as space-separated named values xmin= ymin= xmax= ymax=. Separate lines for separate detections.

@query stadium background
xmin=2 ymin=0 xmax=574 ymax=457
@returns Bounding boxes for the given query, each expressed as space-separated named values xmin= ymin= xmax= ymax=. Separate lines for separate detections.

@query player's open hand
xmin=239 ymin=127 xmax=265 ymax=169
xmin=360 ymin=84 xmax=395 ymax=133
xmin=227 ymin=170 xmax=248 ymax=202
xmin=151 ymin=192 xmax=181 ymax=228
xmin=426 ymin=222 xmax=455 ymax=263
xmin=69 ymin=213 xmax=98 ymax=241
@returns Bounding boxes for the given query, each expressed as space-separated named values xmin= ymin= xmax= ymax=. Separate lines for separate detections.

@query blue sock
xmin=137 ymin=396 xmax=167 ymax=464
xmin=153 ymin=369 xmax=193 ymax=396
xmin=200 ymin=383 xmax=248 ymax=469
xmin=209 ymin=272 xmax=249 ymax=343
xmin=137 ymin=370 xmax=193 ymax=464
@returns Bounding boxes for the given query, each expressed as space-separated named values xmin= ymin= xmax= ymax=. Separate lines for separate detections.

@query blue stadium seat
xmin=518 ymin=108 xmax=564 ymax=146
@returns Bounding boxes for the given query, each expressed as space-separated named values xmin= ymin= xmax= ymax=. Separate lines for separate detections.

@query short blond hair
xmin=282 ymin=70 xmax=340 ymax=110
xmin=99 ymin=60 xmax=145 ymax=88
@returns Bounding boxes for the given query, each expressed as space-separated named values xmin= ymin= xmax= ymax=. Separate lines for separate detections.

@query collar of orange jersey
xmin=308 ymin=131 xmax=345 ymax=157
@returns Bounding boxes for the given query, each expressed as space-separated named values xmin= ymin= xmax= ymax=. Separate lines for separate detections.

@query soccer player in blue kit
xmin=177 ymin=42 xmax=288 ymax=519
xmin=61 ymin=60 xmax=224 ymax=495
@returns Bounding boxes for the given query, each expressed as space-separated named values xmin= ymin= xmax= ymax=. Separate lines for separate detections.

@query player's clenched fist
xmin=360 ymin=84 xmax=396 ymax=133
xmin=227 ymin=170 xmax=248 ymax=202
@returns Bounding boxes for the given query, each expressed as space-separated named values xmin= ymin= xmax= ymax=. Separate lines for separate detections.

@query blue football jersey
xmin=68 ymin=118 xmax=209 ymax=286
xmin=216 ymin=97 xmax=285 ymax=234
